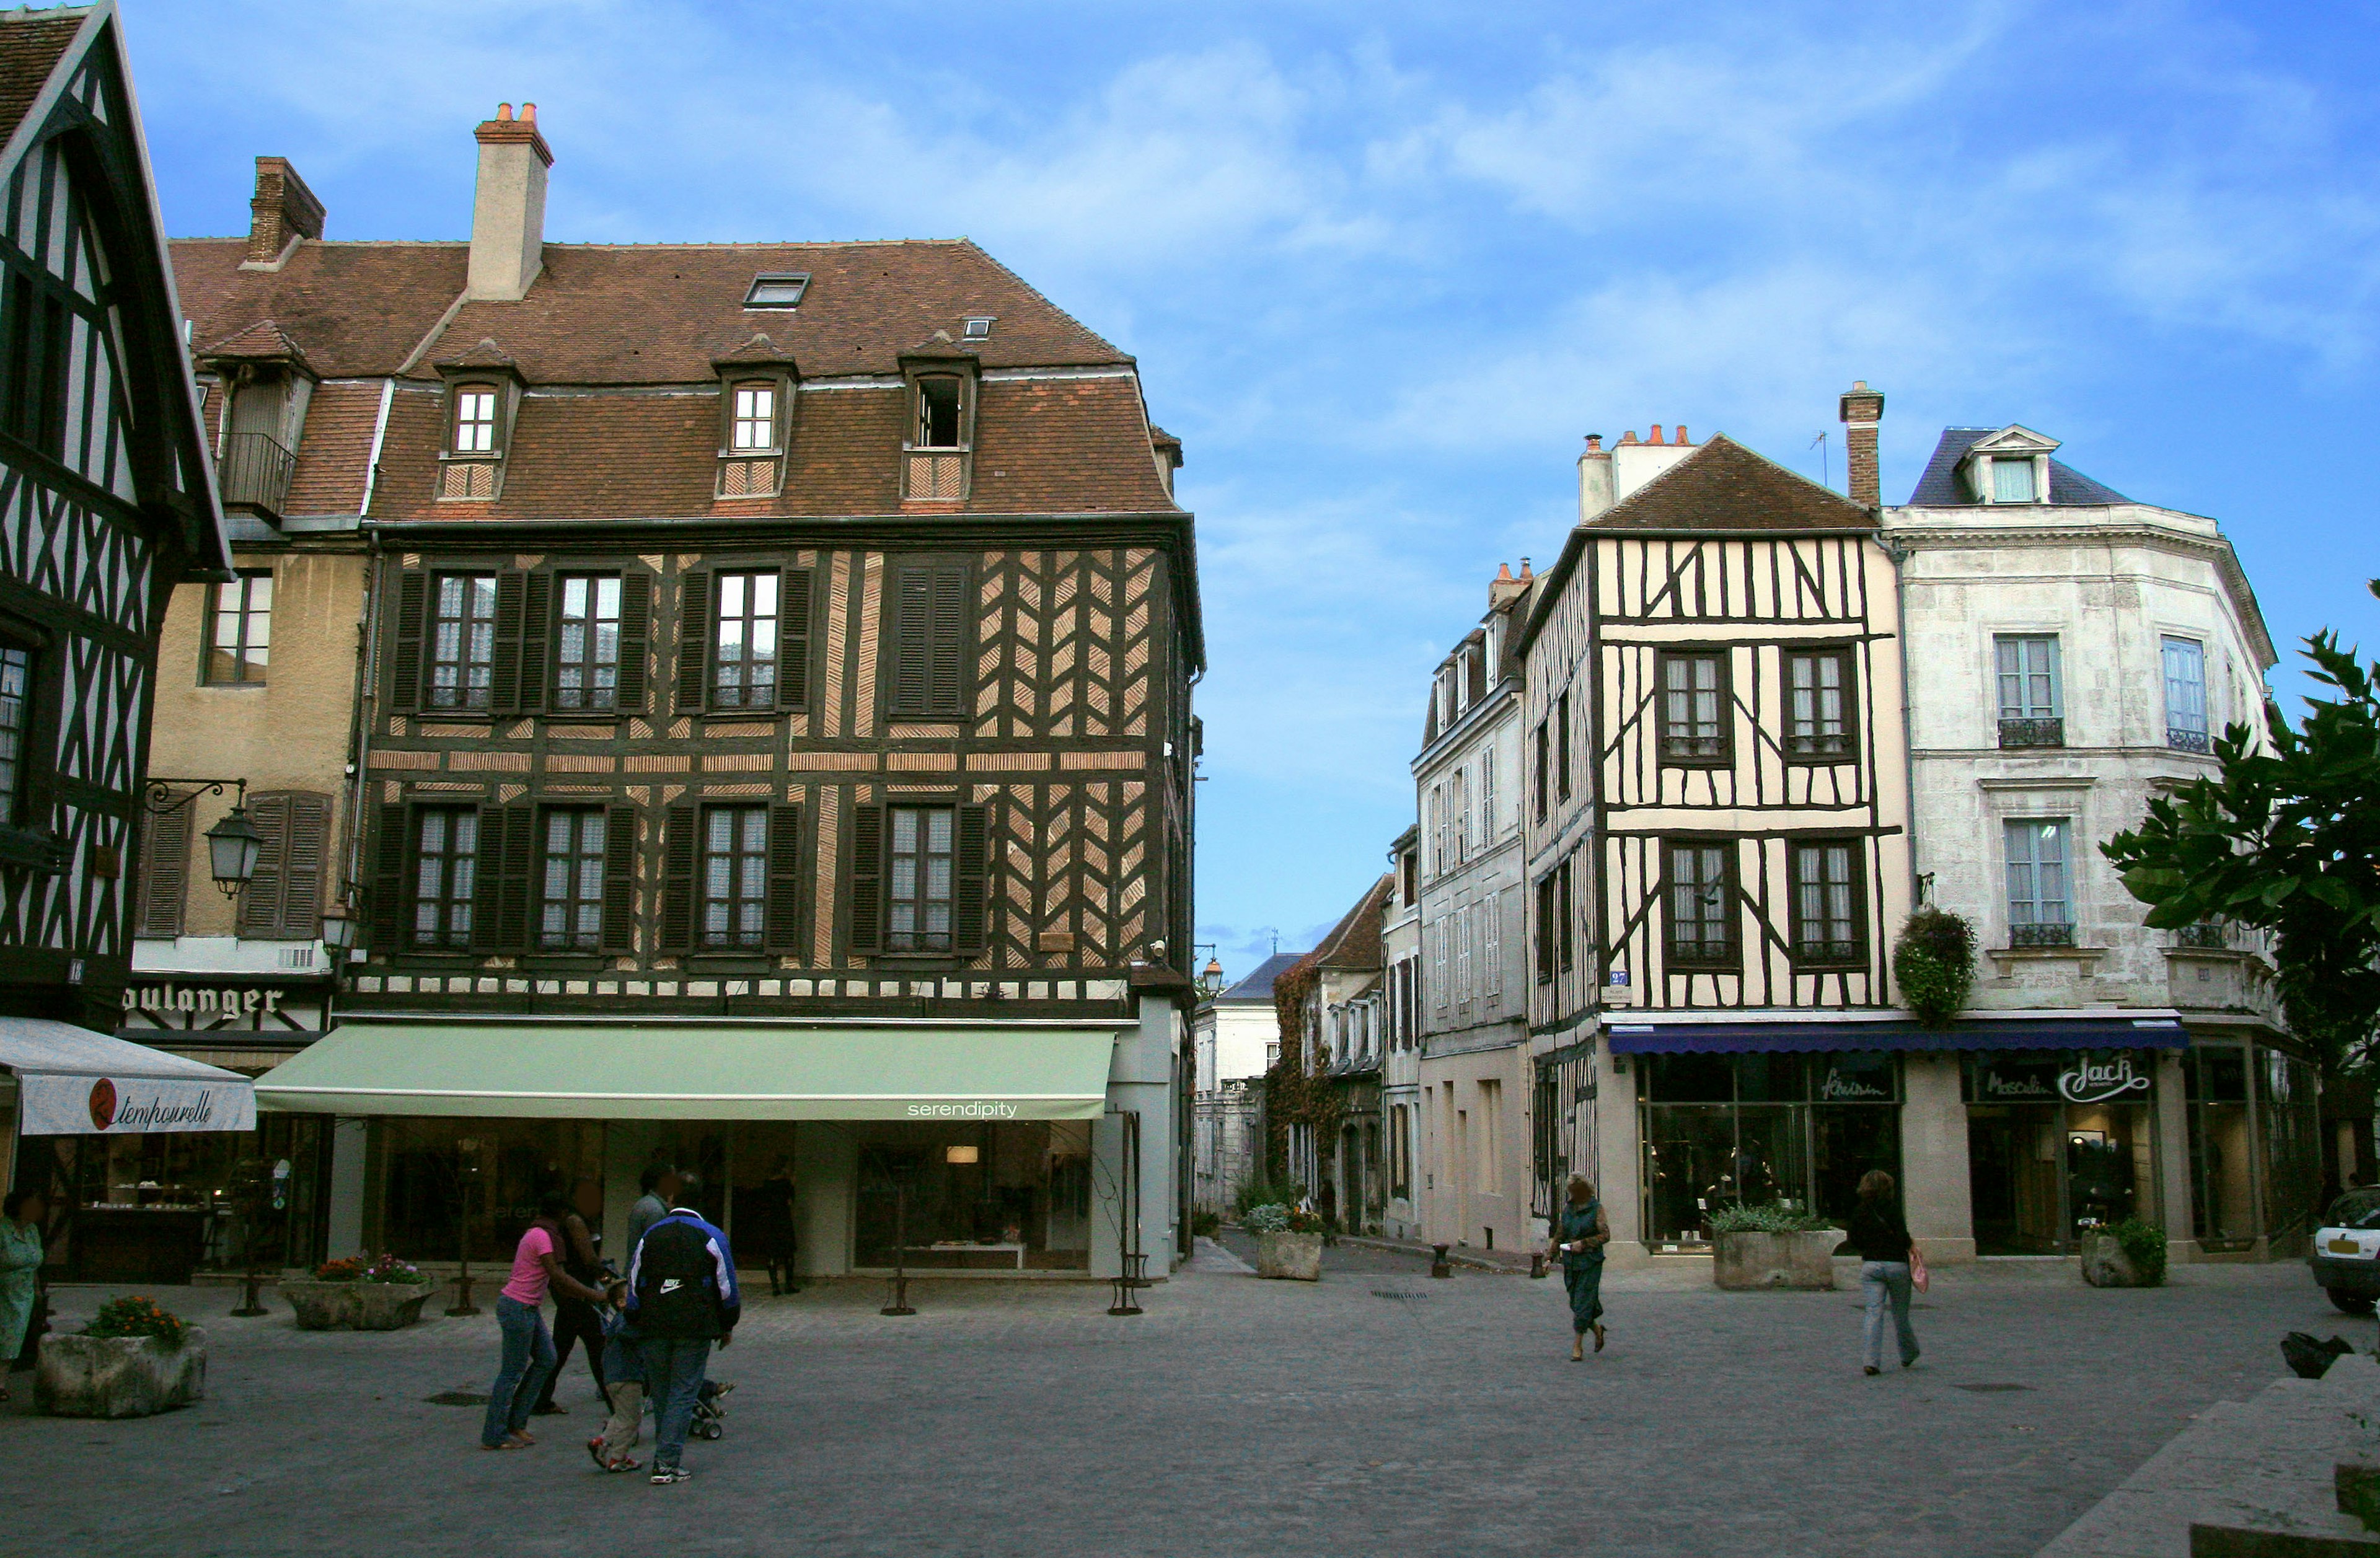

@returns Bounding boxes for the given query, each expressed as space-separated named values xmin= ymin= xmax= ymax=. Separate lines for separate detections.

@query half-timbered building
xmin=168 ymin=104 xmax=1199 ymax=1282
xmin=1518 ymin=423 xmax=1916 ymax=1258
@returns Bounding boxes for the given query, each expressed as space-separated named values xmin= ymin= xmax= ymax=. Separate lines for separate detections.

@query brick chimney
xmin=245 ymin=157 xmax=324 ymax=266
xmin=1577 ymin=433 xmax=1615 ymax=522
xmin=1840 ymin=379 xmax=1884 ymax=507
xmin=467 ymin=102 xmax=553 ymax=302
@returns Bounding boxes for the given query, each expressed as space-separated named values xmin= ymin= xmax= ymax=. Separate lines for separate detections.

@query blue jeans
xmin=1861 ymin=1261 xmax=1919 ymax=1370
xmin=643 ymin=1336 xmax=712 ymax=1469
xmin=482 ymin=1296 xmax=555 ymax=1446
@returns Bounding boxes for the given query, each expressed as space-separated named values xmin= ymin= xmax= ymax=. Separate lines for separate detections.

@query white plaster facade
xmin=1381 ymin=827 xmax=1424 ymax=1239
xmin=1192 ymin=951 xmax=1301 ymax=1215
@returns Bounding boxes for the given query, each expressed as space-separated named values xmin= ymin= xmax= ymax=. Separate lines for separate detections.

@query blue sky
xmin=124 ymin=0 xmax=2380 ymax=983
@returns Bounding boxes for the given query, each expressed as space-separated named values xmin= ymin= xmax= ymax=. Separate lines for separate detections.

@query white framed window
xmin=730 ymin=382 xmax=777 ymax=451
xmin=1480 ymin=748 xmax=1496 ymax=839
xmin=1483 ymin=889 xmax=1501 ymax=999
xmin=1995 ymin=635 xmax=2061 ymax=719
xmin=2004 ymin=818 xmax=2072 ymax=931
xmin=452 ymin=387 xmax=497 ymax=454
xmin=1991 ymin=457 xmax=2037 ymax=503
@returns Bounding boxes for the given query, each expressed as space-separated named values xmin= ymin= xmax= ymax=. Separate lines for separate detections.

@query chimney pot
xmin=522 ymin=102 xmax=536 ymax=121
xmin=1621 ymin=430 xmax=1638 ymax=444
xmin=497 ymin=102 xmax=513 ymax=120
xmin=1675 ymin=425 xmax=1688 ymax=445
xmin=1649 ymin=424 xmax=1665 ymax=444
xmin=1584 ymin=433 xmax=1603 ymax=452
xmin=1494 ymin=563 xmax=1514 ymax=583
xmin=1520 ymin=557 xmax=1532 ymax=576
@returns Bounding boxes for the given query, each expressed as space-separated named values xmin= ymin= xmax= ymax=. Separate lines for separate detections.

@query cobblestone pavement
xmin=11 ymin=1248 xmax=2365 ymax=1557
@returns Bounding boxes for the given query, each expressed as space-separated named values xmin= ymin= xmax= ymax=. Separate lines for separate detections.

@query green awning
xmin=255 ymin=1021 xmax=1121 ymax=1121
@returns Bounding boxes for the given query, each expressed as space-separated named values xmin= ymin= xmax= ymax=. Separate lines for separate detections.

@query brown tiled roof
xmin=438 ymin=337 xmax=516 ymax=371
xmin=1314 ymin=874 xmax=1394 ymax=971
xmin=0 ymin=9 xmax=84 ymax=152
xmin=1590 ymin=433 xmax=1874 ymax=532
xmin=281 ymin=381 xmax=381 ymax=515
xmin=200 ymin=319 xmax=314 ymax=371
xmin=171 ymin=239 xmax=466 ymax=379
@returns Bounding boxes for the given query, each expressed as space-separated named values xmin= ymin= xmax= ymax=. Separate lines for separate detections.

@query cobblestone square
xmin=10 ymin=1244 xmax=2358 ymax=1557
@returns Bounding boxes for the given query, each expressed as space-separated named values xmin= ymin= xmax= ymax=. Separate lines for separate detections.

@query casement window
xmin=1557 ymin=860 xmax=1574 ymax=974
xmin=1789 ymin=838 xmax=1862 ymax=965
xmin=1480 ymin=748 xmax=1496 ymax=839
xmin=1532 ymin=722 xmax=1548 ymax=822
xmin=729 ymin=382 xmax=778 ymax=452
xmin=0 ymin=641 xmax=32 ymax=825
xmin=1427 ymin=784 xmax=1444 ymax=877
xmin=1991 ymin=457 xmax=2037 ymax=503
xmin=1995 ymin=634 xmax=2062 ymax=747
xmin=1450 ymin=769 xmax=1470 ymax=865
xmin=1483 ymin=888 xmax=1501 ymax=999
xmin=426 ymin=574 xmax=498 ymax=711
xmin=1665 ymin=840 xmax=1736 ymax=967
xmin=1555 ymin=692 xmax=1572 ymax=799
xmin=677 ymin=568 xmax=809 ymax=715
xmin=915 ymin=378 xmax=964 ymax=449
xmin=452 ymin=385 xmax=498 ymax=453
xmin=1535 ymin=874 xmax=1557 ymax=985
xmin=204 ymin=572 xmax=272 ymax=685
xmin=539 ymin=808 xmax=610 ymax=952
xmin=1434 ymin=918 xmax=1451 ymax=1008
xmin=2163 ymin=636 xmax=2209 ymax=752
xmin=2004 ymin=819 xmax=2073 ymax=944
xmin=1 ymin=268 xmax=68 ymax=457
xmin=886 ymin=559 xmax=971 ymax=719
xmin=712 ymin=571 xmax=779 ymax=710
xmin=412 ymin=808 xmax=480 ymax=949
xmin=554 ymin=575 xmax=622 ymax=711
xmin=134 ymin=802 xmax=193 ymax=938
xmin=715 ymin=372 xmax=788 ymax=498
xmin=237 ymin=791 xmax=332 ymax=941
xmin=1659 ymin=651 xmax=1729 ymax=764
xmin=846 ymin=800 xmax=987 ymax=957
xmin=901 ymin=346 xmax=977 ymax=500
xmin=700 ymin=805 xmax=770 ymax=951
xmin=1784 ymin=649 xmax=1852 ymax=760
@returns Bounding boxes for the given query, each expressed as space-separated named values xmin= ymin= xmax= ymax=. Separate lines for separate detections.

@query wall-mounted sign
xmin=2059 ymin=1053 xmax=2152 ymax=1104
xmin=1818 ymin=1065 xmax=1893 ymax=1101
xmin=121 ymin=984 xmax=288 ymax=1016
xmin=1973 ymin=1052 xmax=2156 ymax=1107
xmin=1977 ymin=1058 xmax=2060 ymax=1101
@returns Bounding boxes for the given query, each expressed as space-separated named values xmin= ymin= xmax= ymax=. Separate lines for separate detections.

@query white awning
xmin=0 ymin=1018 xmax=257 ymax=1135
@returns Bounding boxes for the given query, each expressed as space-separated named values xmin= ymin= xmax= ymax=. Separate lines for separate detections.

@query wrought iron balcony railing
xmin=2009 ymin=920 xmax=2076 ymax=948
xmin=1998 ymin=716 xmax=2065 ymax=749
xmin=218 ymin=431 xmax=296 ymax=517
xmin=2175 ymin=920 xmax=2230 ymax=949
xmin=2167 ymin=726 xmax=2211 ymax=754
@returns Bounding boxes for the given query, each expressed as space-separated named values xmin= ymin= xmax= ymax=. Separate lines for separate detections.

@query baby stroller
xmin=689 ymin=1380 xmax=733 ymax=1440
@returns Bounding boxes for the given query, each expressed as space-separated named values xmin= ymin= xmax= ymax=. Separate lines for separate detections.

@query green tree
xmin=2102 ymin=581 xmax=2380 ymax=1073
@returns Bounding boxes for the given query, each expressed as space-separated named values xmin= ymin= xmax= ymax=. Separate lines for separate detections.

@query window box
xmin=1998 ymin=716 xmax=2065 ymax=749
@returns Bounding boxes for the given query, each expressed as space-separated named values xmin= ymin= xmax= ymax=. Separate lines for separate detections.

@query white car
xmin=2309 ymin=1188 xmax=2380 ymax=1314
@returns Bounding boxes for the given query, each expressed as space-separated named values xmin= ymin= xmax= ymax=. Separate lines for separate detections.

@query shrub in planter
xmin=1190 ymin=1210 xmax=1222 ymax=1239
xmin=1893 ymin=909 xmax=1977 ymax=1026
xmin=2082 ymin=1218 xmax=2168 ymax=1288
xmin=1710 ymin=1203 xmax=1844 ymax=1291
xmin=313 ymin=1256 xmax=367 ymax=1282
xmin=37 ymin=1298 xmax=205 ymax=1418
xmin=1245 ymin=1202 xmax=1325 ymax=1280
xmin=362 ymin=1255 xmax=428 ymax=1285
xmin=287 ymin=1254 xmax=433 ymax=1329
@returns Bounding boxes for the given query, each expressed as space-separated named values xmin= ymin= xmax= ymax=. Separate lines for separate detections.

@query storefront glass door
xmin=1965 ymin=1052 xmax=2161 ymax=1254
xmin=1637 ymin=1052 xmax=1900 ymax=1248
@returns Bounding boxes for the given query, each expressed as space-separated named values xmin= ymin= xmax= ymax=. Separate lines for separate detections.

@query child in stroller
xmin=689 ymin=1378 xmax=734 ymax=1440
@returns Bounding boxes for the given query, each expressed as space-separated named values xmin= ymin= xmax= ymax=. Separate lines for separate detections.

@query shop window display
xmin=1637 ymin=1051 xmax=1900 ymax=1248
xmin=852 ymin=1120 xmax=1091 ymax=1271
xmin=1963 ymin=1051 xmax=2159 ymax=1254
xmin=369 ymin=1118 xmax=609 ymax=1265
xmin=2184 ymin=1046 xmax=2256 ymax=1250
xmin=2262 ymin=1047 xmax=2323 ymax=1255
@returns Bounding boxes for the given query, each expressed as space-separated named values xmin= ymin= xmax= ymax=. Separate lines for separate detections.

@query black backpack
xmin=2281 ymin=1331 xmax=2355 ymax=1380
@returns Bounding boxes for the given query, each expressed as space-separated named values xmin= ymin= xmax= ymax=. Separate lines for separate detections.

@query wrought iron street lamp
xmin=144 ymin=778 xmax=262 ymax=897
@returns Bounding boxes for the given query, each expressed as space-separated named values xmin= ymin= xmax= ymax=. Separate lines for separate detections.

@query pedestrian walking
xmin=1550 ymin=1175 xmax=1610 ymax=1360
xmin=587 ymin=1280 xmax=646 ymax=1474
xmin=747 ymin=1156 xmax=798 ymax=1297
xmin=1849 ymin=1169 xmax=1921 ymax=1375
xmin=627 ymin=1162 xmax=680 ymax=1249
xmin=627 ymin=1195 xmax=739 ymax=1484
xmin=532 ymin=1177 xmax=609 ymax=1415
xmin=0 ymin=1189 xmax=46 ymax=1402
xmin=482 ymin=1193 xmax=608 ymax=1450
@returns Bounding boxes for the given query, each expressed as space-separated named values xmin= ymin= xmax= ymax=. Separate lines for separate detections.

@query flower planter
xmin=1254 ymin=1230 xmax=1323 ymax=1281
xmin=1712 ymin=1229 xmax=1843 ymax=1290
xmin=281 ymin=1279 xmax=431 ymax=1330
xmin=2079 ymin=1231 xmax=2147 ymax=1288
xmin=36 ymin=1329 xmax=206 ymax=1418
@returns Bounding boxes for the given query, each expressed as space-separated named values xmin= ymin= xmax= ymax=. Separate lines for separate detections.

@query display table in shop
xmin=902 ymin=1241 xmax=1028 ymax=1271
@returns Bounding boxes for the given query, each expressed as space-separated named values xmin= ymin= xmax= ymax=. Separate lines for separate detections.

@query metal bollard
xmin=1530 ymin=1252 xmax=1548 ymax=1279
xmin=1430 ymin=1243 xmax=1453 ymax=1279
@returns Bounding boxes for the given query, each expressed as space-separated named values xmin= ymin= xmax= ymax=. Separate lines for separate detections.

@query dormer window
xmin=711 ymin=339 xmax=796 ymax=500
xmin=1991 ymin=457 xmax=2035 ymax=503
xmin=1959 ymin=425 xmax=2058 ymax=506
xmin=916 ymin=376 xmax=964 ymax=449
xmin=899 ymin=337 xmax=980 ymax=501
xmin=453 ymin=385 xmax=498 ymax=452
xmin=963 ymin=316 xmax=993 ymax=340
xmin=744 ymin=273 xmax=809 ymax=309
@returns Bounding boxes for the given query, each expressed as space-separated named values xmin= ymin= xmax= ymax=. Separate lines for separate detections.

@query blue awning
xmin=1603 ymin=1016 xmax=2188 ymax=1055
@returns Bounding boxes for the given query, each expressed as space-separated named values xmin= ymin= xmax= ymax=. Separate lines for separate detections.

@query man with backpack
xmin=625 ymin=1195 xmax=739 ymax=1485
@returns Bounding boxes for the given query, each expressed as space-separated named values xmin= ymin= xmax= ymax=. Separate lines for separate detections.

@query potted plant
xmin=351 ymin=1256 xmax=433 ymax=1330
xmin=1245 ymin=1202 xmax=1325 ymax=1281
xmin=2080 ymin=1217 xmax=2167 ymax=1288
xmin=36 ymin=1296 xmax=205 ymax=1418
xmin=1894 ymin=909 xmax=1977 ymax=1026
xmin=1710 ymin=1202 xmax=1846 ymax=1290
xmin=281 ymin=1255 xmax=367 ymax=1330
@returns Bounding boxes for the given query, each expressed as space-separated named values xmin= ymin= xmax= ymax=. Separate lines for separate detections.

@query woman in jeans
xmin=482 ymin=1193 xmax=608 ymax=1450
xmin=1848 ymin=1169 xmax=1920 ymax=1375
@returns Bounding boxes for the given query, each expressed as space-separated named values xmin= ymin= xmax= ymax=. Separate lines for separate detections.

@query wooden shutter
xmin=369 ymin=802 xmax=410 ymax=953
xmin=658 ymin=804 xmax=697 ymax=953
xmin=615 ymin=571 xmax=651 ymax=713
xmin=776 ymin=568 xmax=810 ymax=713
xmin=953 ymin=803 xmax=989 ymax=954
xmin=389 ymin=571 xmax=426 ymax=711
xmin=600 ymin=803 xmax=637 ymax=953
xmin=470 ymin=804 xmax=533 ymax=952
xmin=847 ymin=802 xmax=884 ymax=953
xmin=928 ymin=563 xmax=968 ymax=716
xmin=889 ymin=566 xmax=930 ymax=716
xmin=279 ymin=793 xmax=331 ymax=940
xmin=133 ymin=802 xmax=193 ymax=938
xmin=237 ymin=793 xmax=292 ymax=938
xmin=489 ymin=570 xmax=526 ymax=712
xmin=675 ymin=571 xmax=713 ymax=715
xmin=470 ymin=804 xmax=506 ymax=953
xmin=517 ymin=571 xmax=552 ymax=714
xmin=764 ymin=801 xmax=804 ymax=951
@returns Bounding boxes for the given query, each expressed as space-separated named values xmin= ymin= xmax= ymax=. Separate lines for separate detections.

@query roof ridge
xmin=958 ymin=237 xmax=1132 ymax=367
xmin=1590 ymin=431 xmax=1871 ymax=528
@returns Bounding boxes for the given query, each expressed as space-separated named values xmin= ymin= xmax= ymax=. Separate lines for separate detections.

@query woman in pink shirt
xmin=482 ymin=1192 xmax=608 ymax=1450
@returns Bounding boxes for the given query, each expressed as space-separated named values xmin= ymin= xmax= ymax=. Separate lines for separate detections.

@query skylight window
xmin=744 ymin=273 xmax=810 ymax=309
xmin=963 ymin=316 xmax=993 ymax=340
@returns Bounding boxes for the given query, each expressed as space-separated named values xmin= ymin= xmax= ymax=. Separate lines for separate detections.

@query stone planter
xmin=1254 ymin=1230 xmax=1323 ymax=1281
xmin=281 ymin=1279 xmax=431 ymax=1330
xmin=2080 ymin=1231 xmax=2151 ymax=1288
xmin=1712 ymin=1229 xmax=1843 ymax=1290
xmin=36 ymin=1329 xmax=206 ymax=1418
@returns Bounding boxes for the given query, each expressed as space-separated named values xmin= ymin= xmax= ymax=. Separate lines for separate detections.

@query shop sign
xmin=1976 ymin=1057 xmax=2062 ymax=1101
xmin=17 ymin=1073 xmax=257 ymax=1136
xmin=1817 ymin=1065 xmax=1892 ymax=1101
xmin=2058 ymin=1054 xmax=2151 ymax=1104
xmin=121 ymin=984 xmax=288 ymax=1017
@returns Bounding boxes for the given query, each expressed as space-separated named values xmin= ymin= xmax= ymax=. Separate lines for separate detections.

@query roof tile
xmin=1590 ymin=434 xmax=1874 ymax=532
